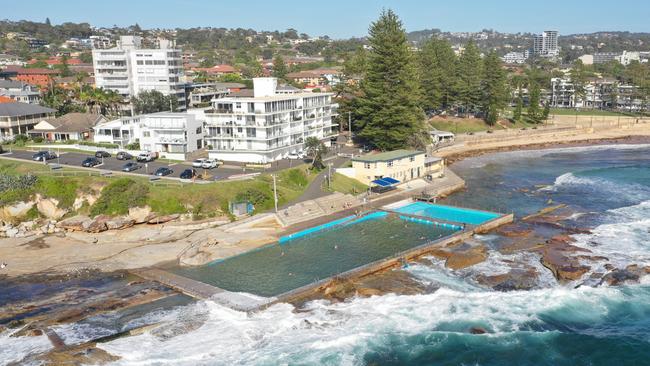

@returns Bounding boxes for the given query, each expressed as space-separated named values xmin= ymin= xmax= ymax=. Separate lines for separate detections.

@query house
xmin=28 ymin=113 xmax=107 ymax=141
xmin=6 ymin=67 xmax=61 ymax=88
xmin=0 ymin=80 xmax=41 ymax=104
xmin=285 ymin=71 xmax=323 ymax=87
xmin=93 ymin=112 xmax=205 ymax=160
xmin=0 ymin=102 xmax=56 ymax=140
xmin=344 ymin=150 xmax=444 ymax=186
xmin=203 ymin=77 xmax=338 ymax=163
xmin=0 ymin=54 xmax=24 ymax=67
xmin=191 ymin=64 xmax=238 ymax=76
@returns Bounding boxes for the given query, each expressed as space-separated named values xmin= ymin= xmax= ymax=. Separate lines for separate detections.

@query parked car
xmin=32 ymin=151 xmax=57 ymax=161
xmin=192 ymin=158 xmax=207 ymax=168
xmin=116 ymin=151 xmax=132 ymax=160
xmin=95 ymin=151 xmax=111 ymax=158
xmin=122 ymin=162 xmax=142 ymax=172
xmin=154 ymin=167 xmax=173 ymax=176
xmin=287 ymin=152 xmax=304 ymax=160
xmin=136 ymin=152 xmax=156 ymax=162
xmin=201 ymin=159 xmax=220 ymax=169
xmin=81 ymin=157 xmax=101 ymax=167
xmin=180 ymin=168 xmax=198 ymax=179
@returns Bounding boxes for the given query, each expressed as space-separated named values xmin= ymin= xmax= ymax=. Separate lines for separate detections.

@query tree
xmin=480 ymin=51 xmax=508 ymax=125
xmin=541 ymin=101 xmax=551 ymax=121
xmin=355 ymin=10 xmax=428 ymax=151
xmin=304 ymin=136 xmax=327 ymax=170
xmin=513 ymin=90 xmax=523 ymax=122
xmin=456 ymin=40 xmax=483 ymax=116
xmin=272 ymin=54 xmax=287 ymax=79
xmin=419 ymin=38 xmax=457 ymax=111
xmin=608 ymin=82 xmax=619 ymax=110
xmin=78 ymin=52 xmax=92 ymax=64
xmin=527 ymin=82 xmax=542 ymax=123
xmin=132 ymin=90 xmax=177 ymax=114
xmin=569 ymin=60 xmax=588 ymax=108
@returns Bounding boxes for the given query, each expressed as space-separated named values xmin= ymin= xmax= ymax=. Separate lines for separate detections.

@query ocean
xmin=4 ymin=144 xmax=650 ymax=365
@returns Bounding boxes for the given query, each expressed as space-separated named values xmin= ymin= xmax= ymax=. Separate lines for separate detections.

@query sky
xmin=1 ymin=0 xmax=649 ymax=39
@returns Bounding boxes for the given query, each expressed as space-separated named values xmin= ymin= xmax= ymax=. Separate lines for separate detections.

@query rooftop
xmin=0 ymin=102 xmax=55 ymax=117
xmin=32 ymin=113 xmax=105 ymax=133
xmin=352 ymin=150 xmax=424 ymax=163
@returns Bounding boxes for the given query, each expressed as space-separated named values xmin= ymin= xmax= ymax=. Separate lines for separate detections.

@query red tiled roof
xmin=28 ymin=57 xmax=83 ymax=66
xmin=14 ymin=67 xmax=61 ymax=75
xmin=0 ymin=96 xmax=15 ymax=104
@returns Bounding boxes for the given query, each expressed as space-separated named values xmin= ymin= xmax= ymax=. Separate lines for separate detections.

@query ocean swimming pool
xmin=395 ymin=202 xmax=500 ymax=225
xmin=172 ymin=212 xmax=460 ymax=297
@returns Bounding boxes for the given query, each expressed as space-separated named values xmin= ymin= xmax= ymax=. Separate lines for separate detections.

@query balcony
xmin=143 ymin=121 xmax=186 ymax=130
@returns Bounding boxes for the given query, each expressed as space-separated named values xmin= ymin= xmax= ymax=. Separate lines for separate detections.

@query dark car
xmin=95 ymin=151 xmax=111 ymax=158
xmin=154 ymin=167 xmax=173 ymax=176
xmin=116 ymin=151 xmax=132 ymax=160
xmin=122 ymin=162 xmax=142 ymax=172
xmin=32 ymin=151 xmax=57 ymax=161
xmin=180 ymin=168 xmax=198 ymax=179
xmin=81 ymin=157 xmax=101 ymax=167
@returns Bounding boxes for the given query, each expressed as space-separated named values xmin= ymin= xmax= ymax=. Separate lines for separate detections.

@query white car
xmin=201 ymin=159 xmax=219 ymax=169
xmin=192 ymin=158 xmax=207 ymax=168
xmin=287 ymin=152 xmax=304 ymax=160
xmin=136 ymin=152 xmax=156 ymax=162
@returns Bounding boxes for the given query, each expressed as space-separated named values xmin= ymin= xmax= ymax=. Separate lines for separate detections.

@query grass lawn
xmin=323 ymin=173 xmax=367 ymax=195
xmin=548 ymin=108 xmax=626 ymax=117
xmin=429 ymin=118 xmax=502 ymax=133
xmin=0 ymin=158 xmax=319 ymax=219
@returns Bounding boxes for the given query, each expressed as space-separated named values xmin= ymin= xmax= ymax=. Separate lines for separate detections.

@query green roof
xmin=352 ymin=149 xmax=424 ymax=163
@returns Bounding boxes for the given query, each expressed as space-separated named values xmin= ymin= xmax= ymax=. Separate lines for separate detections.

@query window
xmin=235 ymin=102 xmax=241 ymax=108
xmin=143 ymin=131 xmax=150 ymax=137
xmin=387 ymin=161 xmax=394 ymax=167
xmin=409 ymin=156 xmax=415 ymax=162
xmin=196 ymin=127 xmax=202 ymax=134
xmin=364 ymin=163 xmax=371 ymax=169
xmin=136 ymin=60 xmax=143 ymax=65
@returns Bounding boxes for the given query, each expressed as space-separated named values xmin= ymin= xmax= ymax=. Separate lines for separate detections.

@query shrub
xmin=234 ymin=187 xmax=270 ymax=206
xmin=35 ymin=176 xmax=78 ymax=208
xmin=148 ymin=196 xmax=185 ymax=215
xmin=125 ymin=142 xmax=140 ymax=150
xmin=280 ymin=168 xmax=308 ymax=189
xmin=0 ymin=174 xmax=37 ymax=192
xmin=32 ymin=136 xmax=44 ymax=143
xmin=90 ymin=178 xmax=149 ymax=216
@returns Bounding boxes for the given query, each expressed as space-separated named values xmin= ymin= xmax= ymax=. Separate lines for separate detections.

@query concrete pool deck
xmin=131 ymin=200 xmax=513 ymax=312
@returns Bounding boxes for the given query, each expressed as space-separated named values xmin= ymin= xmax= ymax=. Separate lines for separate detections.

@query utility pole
xmin=328 ymin=163 xmax=332 ymax=188
xmin=347 ymin=111 xmax=352 ymax=142
xmin=272 ymin=174 xmax=278 ymax=213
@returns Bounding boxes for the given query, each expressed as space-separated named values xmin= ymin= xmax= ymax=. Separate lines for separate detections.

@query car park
xmin=154 ymin=167 xmax=173 ymax=176
xmin=180 ymin=168 xmax=198 ymax=179
xmin=32 ymin=151 xmax=57 ymax=161
xmin=95 ymin=151 xmax=111 ymax=158
xmin=116 ymin=151 xmax=132 ymax=160
xmin=122 ymin=162 xmax=142 ymax=172
xmin=81 ymin=157 xmax=101 ymax=167
xmin=192 ymin=158 xmax=207 ymax=168
xmin=136 ymin=152 xmax=156 ymax=162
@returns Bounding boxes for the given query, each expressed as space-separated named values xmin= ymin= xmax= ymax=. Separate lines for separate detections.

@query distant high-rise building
xmin=533 ymin=31 xmax=559 ymax=57
xmin=92 ymin=36 xmax=186 ymax=111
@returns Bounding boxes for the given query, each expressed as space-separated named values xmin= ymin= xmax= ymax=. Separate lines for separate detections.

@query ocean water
xmin=6 ymin=144 xmax=650 ymax=365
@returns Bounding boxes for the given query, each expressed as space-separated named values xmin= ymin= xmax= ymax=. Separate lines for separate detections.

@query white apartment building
xmin=550 ymin=77 xmax=648 ymax=111
xmin=203 ymin=77 xmax=338 ymax=163
xmin=533 ymin=31 xmax=559 ymax=57
xmin=93 ymin=112 xmax=204 ymax=160
xmin=501 ymin=51 xmax=528 ymax=64
xmin=93 ymin=36 xmax=186 ymax=111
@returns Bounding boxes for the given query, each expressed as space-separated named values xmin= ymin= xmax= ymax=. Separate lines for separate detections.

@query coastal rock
xmin=147 ymin=214 xmax=180 ymax=225
xmin=128 ymin=206 xmax=153 ymax=224
xmin=601 ymin=265 xmax=647 ymax=286
xmin=73 ymin=193 xmax=99 ymax=211
xmin=445 ymin=245 xmax=487 ymax=270
xmin=105 ymin=217 xmax=135 ymax=230
xmin=355 ymin=287 xmax=382 ymax=297
xmin=476 ymin=269 xmax=539 ymax=291
xmin=0 ymin=201 xmax=35 ymax=221
xmin=469 ymin=327 xmax=487 ymax=334
xmin=57 ymin=216 xmax=91 ymax=231
xmin=82 ymin=215 xmax=110 ymax=233
xmin=497 ymin=225 xmax=533 ymax=238
xmin=36 ymin=197 xmax=68 ymax=220
xmin=536 ymin=235 xmax=592 ymax=282
xmin=5 ymin=227 xmax=19 ymax=237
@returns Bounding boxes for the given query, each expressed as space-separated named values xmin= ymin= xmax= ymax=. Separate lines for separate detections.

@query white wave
xmin=405 ymin=258 xmax=485 ymax=293
xmin=97 ymin=284 xmax=643 ymax=366
xmin=0 ymin=329 xmax=51 ymax=366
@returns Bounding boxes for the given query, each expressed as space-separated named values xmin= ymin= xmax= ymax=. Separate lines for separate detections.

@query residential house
xmin=93 ymin=112 xmax=204 ymax=160
xmin=0 ymin=80 xmax=41 ymax=104
xmin=4 ymin=67 xmax=61 ymax=88
xmin=28 ymin=113 xmax=107 ymax=141
xmin=0 ymin=102 xmax=56 ymax=140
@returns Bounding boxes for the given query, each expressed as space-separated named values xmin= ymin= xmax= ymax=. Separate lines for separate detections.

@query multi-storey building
xmin=93 ymin=112 xmax=204 ymax=160
xmin=550 ymin=77 xmax=648 ymax=111
xmin=533 ymin=31 xmax=559 ymax=57
xmin=93 ymin=36 xmax=186 ymax=111
xmin=501 ymin=52 xmax=528 ymax=64
xmin=203 ymin=77 xmax=338 ymax=163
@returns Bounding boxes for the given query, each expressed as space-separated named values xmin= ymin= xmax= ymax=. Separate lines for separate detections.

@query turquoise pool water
xmin=172 ymin=213 xmax=460 ymax=297
xmin=395 ymin=202 xmax=500 ymax=225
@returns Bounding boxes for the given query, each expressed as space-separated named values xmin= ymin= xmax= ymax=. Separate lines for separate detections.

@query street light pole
xmin=272 ymin=174 xmax=278 ymax=213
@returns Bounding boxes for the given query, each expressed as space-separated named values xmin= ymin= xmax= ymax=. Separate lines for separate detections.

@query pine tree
xmin=481 ymin=51 xmax=508 ymax=125
xmin=356 ymin=10 xmax=427 ymax=151
xmin=527 ymin=83 xmax=541 ymax=123
xmin=541 ymin=101 xmax=551 ymax=121
xmin=272 ymin=55 xmax=287 ymax=79
xmin=419 ymin=38 xmax=457 ymax=111
xmin=514 ymin=89 xmax=523 ymax=122
xmin=45 ymin=18 xmax=51 ymax=26
xmin=456 ymin=40 xmax=483 ymax=116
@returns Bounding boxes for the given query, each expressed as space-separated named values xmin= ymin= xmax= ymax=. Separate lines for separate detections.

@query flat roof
xmin=352 ymin=149 xmax=424 ymax=163
xmin=0 ymin=102 xmax=55 ymax=117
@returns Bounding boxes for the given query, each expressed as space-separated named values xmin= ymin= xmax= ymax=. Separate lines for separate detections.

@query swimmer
xmin=281 ymin=251 xmax=285 ymax=256
xmin=334 ymin=245 xmax=338 ymax=250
